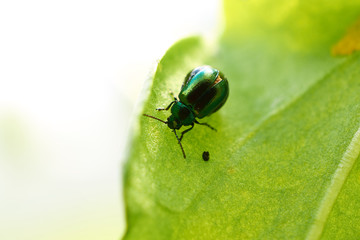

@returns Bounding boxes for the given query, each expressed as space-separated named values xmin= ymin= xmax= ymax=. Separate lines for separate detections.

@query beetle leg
xmin=194 ymin=120 xmax=217 ymax=132
xmin=156 ymin=100 xmax=176 ymax=111
xmin=173 ymin=130 xmax=186 ymax=159
xmin=179 ymin=123 xmax=194 ymax=141
xmin=169 ymin=91 xmax=178 ymax=102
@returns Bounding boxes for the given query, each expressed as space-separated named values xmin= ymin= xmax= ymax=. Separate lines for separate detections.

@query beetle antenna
xmin=173 ymin=130 xmax=186 ymax=159
xmin=143 ymin=114 xmax=167 ymax=124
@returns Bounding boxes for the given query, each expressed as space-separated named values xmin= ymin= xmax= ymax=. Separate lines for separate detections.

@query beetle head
xmin=167 ymin=115 xmax=182 ymax=130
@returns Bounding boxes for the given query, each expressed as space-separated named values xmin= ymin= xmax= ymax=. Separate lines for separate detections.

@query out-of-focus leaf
xmin=123 ymin=1 xmax=360 ymax=239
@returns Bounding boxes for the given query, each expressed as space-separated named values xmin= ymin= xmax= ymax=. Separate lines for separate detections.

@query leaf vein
xmin=305 ymin=126 xmax=360 ymax=240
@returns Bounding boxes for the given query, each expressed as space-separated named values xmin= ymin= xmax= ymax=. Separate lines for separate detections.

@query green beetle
xmin=143 ymin=65 xmax=229 ymax=158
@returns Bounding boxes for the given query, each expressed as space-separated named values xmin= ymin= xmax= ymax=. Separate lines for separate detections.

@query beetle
xmin=143 ymin=65 xmax=229 ymax=158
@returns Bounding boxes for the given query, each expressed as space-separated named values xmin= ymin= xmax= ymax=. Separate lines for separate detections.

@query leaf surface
xmin=123 ymin=1 xmax=360 ymax=239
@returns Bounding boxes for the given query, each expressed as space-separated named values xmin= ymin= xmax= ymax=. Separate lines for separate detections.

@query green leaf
xmin=123 ymin=1 xmax=360 ymax=239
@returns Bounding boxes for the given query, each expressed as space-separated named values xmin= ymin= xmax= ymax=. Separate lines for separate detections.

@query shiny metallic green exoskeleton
xmin=179 ymin=66 xmax=229 ymax=118
xmin=143 ymin=65 xmax=229 ymax=158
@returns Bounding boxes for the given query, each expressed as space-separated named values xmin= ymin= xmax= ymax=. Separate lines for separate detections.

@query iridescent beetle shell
xmin=179 ymin=65 xmax=229 ymax=118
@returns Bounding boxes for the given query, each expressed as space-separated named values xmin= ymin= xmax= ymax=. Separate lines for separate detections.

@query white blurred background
xmin=0 ymin=1 xmax=220 ymax=239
